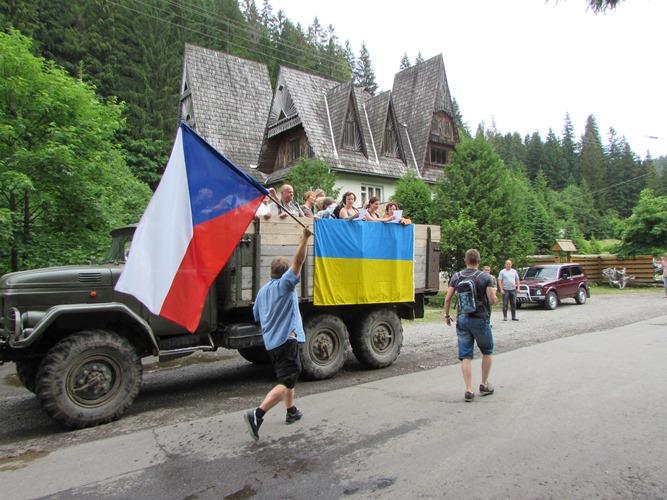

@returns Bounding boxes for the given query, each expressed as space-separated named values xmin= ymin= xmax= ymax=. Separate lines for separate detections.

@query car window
xmin=560 ymin=268 xmax=571 ymax=279
xmin=571 ymin=266 xmax=583 ymax=276
xmin=524 ymin=267 xmax=557 ymax=280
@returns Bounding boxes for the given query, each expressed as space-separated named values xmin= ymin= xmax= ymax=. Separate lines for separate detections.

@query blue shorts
xmin=456 ymin=315 xmax=494 ymax=360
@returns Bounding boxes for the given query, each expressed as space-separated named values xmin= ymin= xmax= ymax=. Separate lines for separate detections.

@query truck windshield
xmin=524 ymin=267 xmax=558 ymax=280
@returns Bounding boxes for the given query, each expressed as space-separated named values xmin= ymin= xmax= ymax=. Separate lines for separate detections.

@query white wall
xmin=334 ymin=173 xmax=397 ymax=208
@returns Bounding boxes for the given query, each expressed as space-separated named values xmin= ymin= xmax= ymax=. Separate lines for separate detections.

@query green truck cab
xmin=0 ymin=220 xmax=440 ymax=428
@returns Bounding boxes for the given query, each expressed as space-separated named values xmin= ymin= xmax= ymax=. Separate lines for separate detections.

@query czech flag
xmin=115 ymin=123 xmax=268 ymax=332
xmin=313 ymin=220 xmax=414 ymax=305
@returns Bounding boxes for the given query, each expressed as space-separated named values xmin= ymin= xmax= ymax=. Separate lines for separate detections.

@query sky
xmin=270 ymin=0 xmax=667 ymax=159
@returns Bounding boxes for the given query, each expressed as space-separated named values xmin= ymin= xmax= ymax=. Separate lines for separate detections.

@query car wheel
xmin=300 ymin=314 xmax=349 ymax=380
xmin=350 ymin=308 xmax=403 ymax=369
xmin=575 ymin=287 xmax=587 ymax=305
xmin=36 ymin=330 xmax=142 ymax=429
xmin=545 ymin=291 xmax=558 ymax=310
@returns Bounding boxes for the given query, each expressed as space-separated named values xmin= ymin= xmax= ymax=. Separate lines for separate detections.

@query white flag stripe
xmin=115 ymin=128 xmax=194 ymax=313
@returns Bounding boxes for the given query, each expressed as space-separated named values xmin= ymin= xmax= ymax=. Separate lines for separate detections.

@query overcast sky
xmin=270 ymin=0 xmax=667 ymax=158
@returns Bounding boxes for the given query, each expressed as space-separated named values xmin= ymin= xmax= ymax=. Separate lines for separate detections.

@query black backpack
xmin=456 ymin=270 xmax=483 ymax=315
xmin=332 ymin=202 xmax=343 ymax=219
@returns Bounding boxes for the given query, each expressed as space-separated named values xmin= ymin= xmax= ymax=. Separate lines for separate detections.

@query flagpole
xmin=266 ymin=192 xmax=309 ymax=229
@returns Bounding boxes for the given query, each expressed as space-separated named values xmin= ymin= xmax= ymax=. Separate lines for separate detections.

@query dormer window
xmin=430 ymin=112 xmax=454 ymax=143
xmin=429 ymin=144 xmax=448 ymax=165
xmin=383 ymin=117 xmax=399 ymax=158
xmin=343 ymin=107 xmax=361 ymax=150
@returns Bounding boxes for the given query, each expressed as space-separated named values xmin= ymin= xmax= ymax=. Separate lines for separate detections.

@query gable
xmin=392 ymin=54 xmax=456 ymax=170
xmin=268 ymin=81 xmax=298 ymax=126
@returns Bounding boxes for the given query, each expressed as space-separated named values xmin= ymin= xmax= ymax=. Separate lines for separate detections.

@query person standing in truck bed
xmin=244 ymin=225 xmax=312 ymax=441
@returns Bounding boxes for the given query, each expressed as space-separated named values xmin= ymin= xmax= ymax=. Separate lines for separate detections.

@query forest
xmin=1 ymin=0 xmax=665 ymax=274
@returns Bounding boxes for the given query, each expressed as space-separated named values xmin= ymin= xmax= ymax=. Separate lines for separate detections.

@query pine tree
xmin=259 ymin=0 xmax=274 ymax=29
xmin=542 ymin=129 xmax=567 ymax=189
xmin=415 ymin=51 xmax=424 ymax=64
xmin=355 ymin=42 xmax=378 ymax=95
xmin=344 ymin=40 xmax=356 ymax=81
xmin=399 ymin=53 xmax=411 ymax=70
xmin=451 ymin=98 xmax=470 ymax=139
xmin=562 ymin=113 xmax=578 ymax=184
xmin=579 ymin=114 xmax=607 ymax=205
xmin=525 ymin=132 xmax=543 ymax=181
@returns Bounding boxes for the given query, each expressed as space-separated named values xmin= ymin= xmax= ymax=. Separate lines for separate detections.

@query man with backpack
xmin=444 ymin=249 xmax=498 ymax=402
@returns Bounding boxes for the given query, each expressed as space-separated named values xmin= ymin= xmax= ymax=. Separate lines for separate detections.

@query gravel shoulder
xmin=0 ymin=290 xmax=664 ymax=455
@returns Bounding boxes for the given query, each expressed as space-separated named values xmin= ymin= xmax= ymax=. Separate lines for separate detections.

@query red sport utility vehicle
xmin=517 ymin=263 xmax=589 ymax=310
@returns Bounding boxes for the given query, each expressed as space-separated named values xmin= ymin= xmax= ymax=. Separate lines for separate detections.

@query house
xmin=179 ymin=44 xmax=457 ymax=206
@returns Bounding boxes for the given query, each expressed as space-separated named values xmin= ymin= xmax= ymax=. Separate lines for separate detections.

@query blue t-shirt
xmin=252 ymin=268 xmax=305 ymax=350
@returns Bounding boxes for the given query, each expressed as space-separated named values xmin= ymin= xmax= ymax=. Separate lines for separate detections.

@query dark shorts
xmin=268 ymin=339 xmax=302 ymax=389
xmin=456 ymin=314 xmax=494 ymax=360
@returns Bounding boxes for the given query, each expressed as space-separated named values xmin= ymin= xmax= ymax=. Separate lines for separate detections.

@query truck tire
xmin=35 ymin=330 xmax=142 ymax=429
xmin=238 ymin=346 xmax=270 ymax=365
xmin=301 ymin=314 xmax=349 ymax=380
xmin=16 ymin=359 xmax=41 ymax=394
xmin=350 ymin=308 xmax=403 ymax=369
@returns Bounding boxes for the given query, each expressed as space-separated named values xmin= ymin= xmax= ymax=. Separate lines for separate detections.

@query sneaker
xmin=503 ymin=317 xmax=508 ymax=321
xmin=479 ymin=383 xmax=494 ymax=396
xmin=512 ymin=318 xmax=519 ymax=321
xmin=285 ymin=408 xmax=303 ymax=424
xmin=244 ymin=410 xmax=263 ymax=441
xmin=464 ymin=391 xmax=474 ymax=402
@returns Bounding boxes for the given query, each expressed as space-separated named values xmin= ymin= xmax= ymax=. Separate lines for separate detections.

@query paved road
xmin=1 ymin=314 xmax=666 ymax=499
xmin=0 ymin=292 xmax=664 ymax=455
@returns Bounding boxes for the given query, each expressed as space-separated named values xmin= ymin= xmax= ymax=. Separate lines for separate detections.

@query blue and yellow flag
xmin=314 ymin=220 xmax=414 ymax=305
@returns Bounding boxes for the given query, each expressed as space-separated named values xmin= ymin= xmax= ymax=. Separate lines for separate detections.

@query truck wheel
xmin=350 ymin=308 xmax=403 ymax=369
xmin=35 ymin=330 xmax=142 ymax=429
xmin=575 ymin=287 xmax=587 ymax=305
xmin=545 ymin=291 xmax=558 ymax=310
xmin=238 ymin=346 xmax=270 ymax=365
xmin=16 ymin=359 xmax=41 ymax=393
xmin=301 ymin=314 xmax=349 ymax=380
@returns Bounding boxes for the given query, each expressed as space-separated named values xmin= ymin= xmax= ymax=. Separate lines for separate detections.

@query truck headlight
xmin=8 ymin=307 xmax=22 ymax=338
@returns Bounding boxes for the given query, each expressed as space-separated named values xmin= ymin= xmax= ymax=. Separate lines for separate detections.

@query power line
xmin=111 ymin=0 xmax=347 ymax=75
xmin=588 ymin=171 xmax=651 ymax=196
xmin=159 ymin=0 xmax=344 ymax=66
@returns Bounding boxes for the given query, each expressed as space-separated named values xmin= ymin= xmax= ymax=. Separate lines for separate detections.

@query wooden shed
xmin=552 ymin=239 xmax=577 ymax=262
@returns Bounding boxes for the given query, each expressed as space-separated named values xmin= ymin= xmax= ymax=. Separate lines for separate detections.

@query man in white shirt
xmin=498 ymin=259 xmax=520 ymax=321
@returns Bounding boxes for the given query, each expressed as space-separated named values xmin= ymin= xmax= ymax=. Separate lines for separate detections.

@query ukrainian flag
xmin=314 ymin=220 xmax=414 ymax=305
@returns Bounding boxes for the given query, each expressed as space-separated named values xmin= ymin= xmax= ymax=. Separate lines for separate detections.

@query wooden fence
xmin=526 ymin=254 xmax=656 ymax=285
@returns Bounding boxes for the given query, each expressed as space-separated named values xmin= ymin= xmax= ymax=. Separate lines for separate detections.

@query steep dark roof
xmin=260 ymin=67 xmax=415 ymax=180
xmin=392 ymin=54 xmax=454 ymax=170
xmin=181 ymin=44 xmax=272 ymax=175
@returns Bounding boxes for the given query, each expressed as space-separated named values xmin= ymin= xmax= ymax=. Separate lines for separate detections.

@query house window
xmin=343 ymin=107 xmax=360 ymax=150
xmin=289 ymin=139 xmax=300 ymax=161
xmin=360 ymin=185 xmax=383 ymax=207
xmin=429 ymin=145 xmax=448 ymax=165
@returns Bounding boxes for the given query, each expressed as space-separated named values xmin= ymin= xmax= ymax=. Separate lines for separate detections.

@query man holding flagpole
xmin=245 ymin=225 xmax=312 ymax=441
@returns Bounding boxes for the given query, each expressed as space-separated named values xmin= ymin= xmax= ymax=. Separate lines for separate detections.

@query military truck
xmin=0 ymin=219 xmax=440 ymax=428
